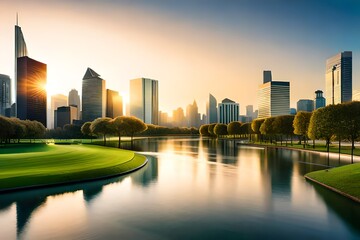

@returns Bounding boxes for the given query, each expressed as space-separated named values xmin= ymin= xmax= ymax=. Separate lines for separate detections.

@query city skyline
xmin=0 ymin=1 xmax=360 ymax=115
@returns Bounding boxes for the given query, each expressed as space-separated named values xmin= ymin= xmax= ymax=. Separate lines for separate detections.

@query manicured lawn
xmin=306 ymin=163 xmax=360 ymax=200
xmin=0 ymin=144 xmax=147 ymax=190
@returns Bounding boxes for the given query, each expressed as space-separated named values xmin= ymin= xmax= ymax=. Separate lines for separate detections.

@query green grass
xmin=0 ymin=144 xmax=147 ymax=190
xmin=306 ymin=163 xmax=360 ymax=200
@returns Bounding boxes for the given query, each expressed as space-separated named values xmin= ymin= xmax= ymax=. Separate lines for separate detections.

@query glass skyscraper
xmin=0 ymin=74 xmax=11 ymax=116
xmin=206 ymin=93 xmax=217 ymax=124
xmin=81 ymin=68 xmax=106 ymax=122
xmin=325 ymin=51 xmax=352 ymax=105
xmin=106 ymin=89 xmax=123 ymax=118
xmin=130 ymin=78 xmax=158 ymax=125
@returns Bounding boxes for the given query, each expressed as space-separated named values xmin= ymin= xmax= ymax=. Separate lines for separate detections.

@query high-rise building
xmin=186 ymin=100 xmax=200 ymax=128
xmin=49 ymin=94 xmax=68 ymax=129
xmin=130 ymin=78 xmax=158 ymax=124
xmin=82 ymin=68 xmax=106 ymax=122
xmin=206 ymin=93 xmax=217 ymax=124
xmin=14 ymin=19 xmax=29 ymax=115
xmin=325 ymin=51 xmax=352 ymax=105
xmin=0 ymin=74 xmax=11 ymax=116
xmin=17 ymin=56 xmax=47 ymax=127
xmin=218 ymin=98 xmax=239 ymax=124
xmin=258 ymin=70 xmax=290 ymax=119
xmin=263 ymin=70 xmax=272 ymax=83
xmin=68 ymin=89 xmax=81 ymax=118
xmin=314 ymin=90 xmax=326 ymax=109
xmin=297 ymin=99 xmax=314 ymax=112
xmin=173 ymin=107 xmax=186 ymax=127
xmin=106 ymin=89 xmax=123 ymax=118
xmin=55 ymin=106 xmax=78 ymax=129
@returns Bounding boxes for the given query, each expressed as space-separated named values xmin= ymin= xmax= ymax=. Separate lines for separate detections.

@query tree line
xmin=199 ymin=101 xmax=360 ymax=163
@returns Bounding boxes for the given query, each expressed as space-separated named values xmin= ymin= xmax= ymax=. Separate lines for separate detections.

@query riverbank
xmin=305 ymin=164 xmax=360 ymax=203
xmin=0 ymin=144 xmax=147 ymax=193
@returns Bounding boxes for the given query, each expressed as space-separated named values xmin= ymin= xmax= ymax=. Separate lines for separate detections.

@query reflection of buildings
xmin=50 ymin=94 xmax=67 ymax=129
xmin=0 ymin=74 xmax=11 ymax=116
xmin=218 ymin=98 xmax=239 ymax=124
xmin=82 ymin=68 xmax=106 ymax=122
xmin=258 ymin=70 xmax=290 ymax=118
xmin=17 ymin=56 xmax=47 ymax=127
xmin=131 ymin=157 xmax=158 ymax=187
xmin=325 ymin=51 xmax=352 ymax=105
xmin=130 ymin=78 xmax=158 ymax=124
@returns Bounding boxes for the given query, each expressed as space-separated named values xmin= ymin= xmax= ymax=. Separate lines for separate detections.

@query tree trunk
xmin=338 ymin=138 xmax=341 ymax=156
xmin=118 ymin=133 xmax=121 ymax=148
xmin=313 ymin=139 xmax=315 ymax=149
xmin=103 ymin=134 xmax=106 ymax=146
xmin=303 ymin=135 xmax=306 ymax=148
xmin=351 ymin=138 xmax=355 ymax=164
xmin=326 ymin=138 xmax=330 ymax=153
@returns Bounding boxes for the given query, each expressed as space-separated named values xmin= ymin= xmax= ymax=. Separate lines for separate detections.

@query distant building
xmin=173 ymin=107 xmax=186 ymax=127
xmin=130 ymin=78 xmax=158 ymax=124
xmin=159 ymin=111 xmax=170 ymax=126
xmin=186 ymin=100 xmax=200 ymax=128
xmin=50 ymin=94 xmax=67 ymax=129
xmin=297 ymin=99 xmax=314 ymax=112
xmin=290 ymin=108 xmax=297 ymax=115
xmin=218 ymin=98 xmax=239 ymax=124
xmin=258 ymin=70 xmax=290 ymax=118
xmin=55 ymin=106 xmax=78 ymax=129
xmin=68 ymin=89 xmax=81 ymax=119
xmin=17 ymin=56 xmax=47 ymax=127
xmin=314 ymin=90 xmax=326 ymax=109
xmin=82 ymin=68 xmax=106 ymax=122
xmin=106 ymin=89 xmax=123 ymax=118
xmin=206 ymin=93 xmax=217 ymax=124
xmin=325 ymin=51 xmax=352 ymax=105
xmin=0 ymin=74 xmax=11 ymax=116
xmin=239 ymin=115 xmax=251 ymax=123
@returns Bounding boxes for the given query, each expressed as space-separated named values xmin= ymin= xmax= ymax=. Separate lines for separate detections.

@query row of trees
xmin=0 ymin=116 xmax=46 ymax=144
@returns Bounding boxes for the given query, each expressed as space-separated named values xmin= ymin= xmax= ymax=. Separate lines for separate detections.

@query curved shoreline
xmin=0 ymin=153 xmax=148 ymax=194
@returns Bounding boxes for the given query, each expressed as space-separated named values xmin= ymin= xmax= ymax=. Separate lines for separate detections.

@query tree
xmin=9 ymin=118 xmax=26 ymax=143
xmin=214 ymin=123 xmax=228 ymax=138
xmin=260 ymin=117 xmax=276 ymax=143
xmin=240 ymin=122 xmax=254 ymax=141
xmin=251 ymin=119 xmax=265 ymax=142
xmin=208 ymin=123 xmax=217 ymax=137
xmin=293 ymin=111 xmax=312 ymax=148
xmin=81 ymin=122 xmax=93 ymax=142
xmin=341 ymin=101 xmax=360 ymax=163
xmin=199 ymin=124 xmax=210 ymax=136
xmin=111 ymin=116 xmax=127 ymax=148
xmin=0 ymin=116 xmax=14 ymax=144
xmin=90 ymin=118 xmax=113 ymax=145
xmin=227 ymin=121 xmax=242 ymax=139
xmin=122 ymin=116 xmax=147 ymax=145
xmin=273 ymin=115 xmax=295 ymax=146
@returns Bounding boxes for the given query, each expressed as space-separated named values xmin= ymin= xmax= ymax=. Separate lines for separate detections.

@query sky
xmin=0 ymin=0 xmax=360 ymax=115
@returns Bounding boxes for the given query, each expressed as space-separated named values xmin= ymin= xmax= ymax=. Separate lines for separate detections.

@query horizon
xmin=0 ymin=0 xmax=360 ymax=115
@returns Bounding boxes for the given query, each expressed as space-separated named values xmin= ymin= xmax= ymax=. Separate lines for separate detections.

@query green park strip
xmin=0 ymin=144 xmax=147 ymax=191
xmin=305 ymin=163 xmax=360 ymax=203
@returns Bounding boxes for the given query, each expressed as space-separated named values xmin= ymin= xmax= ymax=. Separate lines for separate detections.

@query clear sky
xmin=0 ymin=0 xmax=359 ymax=115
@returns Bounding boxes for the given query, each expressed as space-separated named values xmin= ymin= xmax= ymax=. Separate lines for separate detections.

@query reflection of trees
xmin=131 ymin=156 xmax=158 ymax=187
xmin=216 ymin=140 xmax=238 ymax=165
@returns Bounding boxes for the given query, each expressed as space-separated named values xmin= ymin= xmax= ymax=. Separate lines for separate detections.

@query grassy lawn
xmin=306 ymin=163 xmax=360 ymax=200
xmin=0 ymin=144 xmax=147 ymax=190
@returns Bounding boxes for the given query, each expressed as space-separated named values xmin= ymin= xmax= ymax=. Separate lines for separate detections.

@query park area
xmin=0 ymin=144 xmax=147 ymax=191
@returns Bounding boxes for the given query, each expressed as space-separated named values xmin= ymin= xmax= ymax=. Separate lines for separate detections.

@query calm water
xmin=0 ymin=137 xmax=359 ymax=239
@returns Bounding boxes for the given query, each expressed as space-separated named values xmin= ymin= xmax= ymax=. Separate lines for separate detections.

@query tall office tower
xmin=325 ymin=51 xmax=352 ymax=105
xmin=82 ymin=68 xmax=106 ymax=122
xmin=218 ymin=98 xmax=239 ymax=124
xmin=106 ymin=89 xmax=123 ymax=118
xmin=246 ymin=105 xmax=254 ymax=121
xmin=0 ymin=74 xmax=11 ymax=116
xmin=14 ymin=18 xmax=29 ymax=110
xmin=17 ymin=56 xmax=47 ymax=127
xmin=263 ymin=70 xmax=272 ymax=83
xmin=55 ymin=106 xmax=78 ymax=129
xmin=206 ymin=93 xmax=217 ymax=124
xmin=68 ymin=89 xmax=81 ymax=118
xmin=297 ymin=99 xmax=314 ymax=112
xmin=314 ymin=90 xmax=326 ymax=109
xmin=159 ymin=111 xmax=169 ymax=126
xmin=258 ymin=70 xmax=290 ymax=119
xmin=50 ymin=94 xmax=68 ymax=129
xmin=173 ymin=107 xmax=185 ymax=127
xmin=130 ymin=78 xmax=158 ymax=124
xmin=186 ymin=100 xmax=200 ymax=128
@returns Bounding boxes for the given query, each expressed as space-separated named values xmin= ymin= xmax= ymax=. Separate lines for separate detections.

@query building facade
xmin=17 ymin=56 xmax=47 ymax=127
xmin=206 ymin=93 xmax=217 ymax=124
xmin=82 ymin=68 xmax=106 ymax=122
xmin=68 ymin=89 xmax=81 ymax=119
xmin=297 ymin=99 xmax=314 ymax=112
xmin=0 ymin=74 xmax=11 ymax=116
xmin=186 ymin=100 xmax=200 ymax=128
xmin=173 ymin=107 xmax=186 ymax=127
xmin=218 ymin=98 xmax=239 ymax=124
xmin=314 ymin=90 xmax=326 ymax=109
xmin=106 ymin=89 xmax=123 ymax=118
xmin=130 ymin=78 xmax=158 ymax=124
xmin=325 ymin=51 xmax=352 ymax=105
xmin=50 ymin=94 xmax=67 ymax=129
xmin=258 ymin=71 xmax=290 ymax=119
xmin=55 ymin=106 xmax=78 ymax=129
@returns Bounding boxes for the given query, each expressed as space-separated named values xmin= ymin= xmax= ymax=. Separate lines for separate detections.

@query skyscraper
xmin=0 ymin=74 xmax=11 ymax=116
xmin=173 ymin=107 xmax=186 ymax=127
xmin=82 ymin=68 xmax=106 ymax=122
xmin=68 ymin=89 xmax=81 ymax=118
xmin=17 ymin=56 xmax=47 ymax=127
xmin=297 ymin=99 xmax=314 ymax=112
xmin=130 ymin=78 xmax=158 ymax=124
xmin=14 ymin=17 xmax=29 ymax=112
xmin=186 ymin=100 xmax=200 ymax=128
xmin=325 ymin=51 xmax=352 ymax=105
xmin=218 ymin=98 xmax=239 ymax=124
xmin=55 ymin=106 xmax=78 ymax=129
xmin=106 ymin=89 xmax=123 ymax=118
xmin=258 ymin=70 xmax=290 ymax=119
xmin=50 ymin=94 xmax=68 ymax=129
xmin=314 ymin=90 xmax=326 ymax=109
xmin=206 ymin=93 xmax=217 ymax=124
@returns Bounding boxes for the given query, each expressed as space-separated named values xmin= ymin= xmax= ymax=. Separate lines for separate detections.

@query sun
xmin=45 ymin=82 xmax=57 ymax=96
